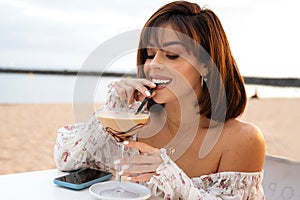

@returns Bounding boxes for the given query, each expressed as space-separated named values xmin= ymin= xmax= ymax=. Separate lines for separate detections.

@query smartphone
xmin=53 ymin=168 xmax=113 ymax=190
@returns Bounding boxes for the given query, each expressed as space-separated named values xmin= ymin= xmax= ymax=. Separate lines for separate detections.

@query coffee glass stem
xmin=117 ymin=142 xmax=124 ymax=182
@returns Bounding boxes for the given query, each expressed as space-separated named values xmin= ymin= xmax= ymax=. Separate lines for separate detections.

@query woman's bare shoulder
xmin=218 ymin=119 xmax=266 ymax=172
xmin=223 ymin=119 xmax=264 ymax=141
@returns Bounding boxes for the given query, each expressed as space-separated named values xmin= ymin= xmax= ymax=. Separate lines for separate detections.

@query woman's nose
xmin=149 ymin=51 xmax=164 ymax=70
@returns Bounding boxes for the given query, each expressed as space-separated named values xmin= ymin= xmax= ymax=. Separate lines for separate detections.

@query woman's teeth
xmin=152 ymin=79 xmax=171 ymax=85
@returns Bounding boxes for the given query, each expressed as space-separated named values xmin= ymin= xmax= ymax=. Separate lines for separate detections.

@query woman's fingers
xmin=115 ymin=141 xmax=163 ymax=182
xmin=120 ymin=164 xmax=158 ymax=175
xmin=127 ymin=173 xmax=156 ymax=183
xmin=117 ymin=154 xmax=161 ymax=182
xmin=123 ymin=140 xmax=159 ymax=154
xmin=120 ymin=152 xmax=162 ymax=165
xmin=113 ymin=78 xmax=156 ymax=103
xmin=114 ymin=83 xmax=134 ymax=102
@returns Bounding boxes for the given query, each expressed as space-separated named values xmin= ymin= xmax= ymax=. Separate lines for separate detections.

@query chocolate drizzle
xmin=105 ymin=123 xmax=145 ymax=142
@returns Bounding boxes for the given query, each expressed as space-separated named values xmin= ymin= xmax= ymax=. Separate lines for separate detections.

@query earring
xmin=201 ymin=76 xmax=207 ymax=88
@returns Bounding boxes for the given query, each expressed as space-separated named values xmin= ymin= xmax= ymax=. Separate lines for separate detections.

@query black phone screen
xmin=55 ymin=168 xmax=111 ymax=184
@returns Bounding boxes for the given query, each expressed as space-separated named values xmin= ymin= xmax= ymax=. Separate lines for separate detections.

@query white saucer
xmin=89 ymin=181 xmax=151 ymax=200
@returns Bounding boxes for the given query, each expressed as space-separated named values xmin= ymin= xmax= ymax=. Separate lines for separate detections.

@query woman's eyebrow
xmin=162 ymin=41 xmax=183 ymax=47
xmin=146 ymin=41 xmax=183 ymax=48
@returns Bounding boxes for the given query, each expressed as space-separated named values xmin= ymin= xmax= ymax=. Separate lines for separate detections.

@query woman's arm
xmin=53 ymin=81 xmax=148 ymax=171
xmin=54 ymin=83 xmax=126 ymax=171
xmin=54 ymin=113 xmax=120 ymax=171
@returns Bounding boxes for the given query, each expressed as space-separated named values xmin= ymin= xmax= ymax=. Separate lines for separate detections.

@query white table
xmin=3 ymin=156 xmax=300 ymax=200
xmin=0 ymin=169 xmax=93 ymax=200
xmin=0 ymin=169 xmax=160 ymax=200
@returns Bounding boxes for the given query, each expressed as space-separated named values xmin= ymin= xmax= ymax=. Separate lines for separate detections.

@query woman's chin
xmin=152 ymin=96 xmax=166 ymax=104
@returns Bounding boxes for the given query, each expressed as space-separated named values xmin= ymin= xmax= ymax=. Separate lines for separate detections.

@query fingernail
xmin=123 ymin=141 xmax=129 ymax=145
xmin=118 ymin=171 xmax=124 ymax=175
xmin=151 ymin=82 xmax=156 ymax=87
xmin=126 ymin=176 xmax=132 ymax=181
xmin=145 ymin=90 xmax=151 ymax=97
xmin=114 ymin=159 xmax=120 ymax=165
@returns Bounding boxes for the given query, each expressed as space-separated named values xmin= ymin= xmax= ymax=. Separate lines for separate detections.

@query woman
xmin=54 ymin=1 xmax=265 ymax=199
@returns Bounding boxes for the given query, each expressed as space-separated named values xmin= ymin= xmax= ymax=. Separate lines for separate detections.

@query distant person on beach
xmin=54 ymin=1 xmax=265 ymax=199
xmin=251 ymin=88 xmax=259 ymax=99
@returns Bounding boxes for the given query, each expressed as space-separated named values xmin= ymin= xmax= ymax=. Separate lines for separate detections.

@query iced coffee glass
xmin=97 ymin=109 xmax=150 ymax=198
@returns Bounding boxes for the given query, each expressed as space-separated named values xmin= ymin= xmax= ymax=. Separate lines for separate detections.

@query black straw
xmin=134 ymin=87 xmax=156 ymax=115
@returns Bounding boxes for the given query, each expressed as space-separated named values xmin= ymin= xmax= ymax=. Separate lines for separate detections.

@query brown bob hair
xmin=136 ymin=1 xmax=247 ymax=122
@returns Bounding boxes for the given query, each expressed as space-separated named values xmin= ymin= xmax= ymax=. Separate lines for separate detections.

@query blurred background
xmin=0 ymin=0 xmax=299 ymax=174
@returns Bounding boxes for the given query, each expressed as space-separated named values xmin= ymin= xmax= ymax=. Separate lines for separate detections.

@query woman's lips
xmin=150 ymin=76 xmax=173 ymax=90
xmin=155 ymin=84 xmax=167 ymax=90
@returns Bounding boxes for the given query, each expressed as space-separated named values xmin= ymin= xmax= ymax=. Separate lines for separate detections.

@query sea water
xmin=0 ymin=73 xmax=299 ymax=103
xmin=0 ymin=73 xmax=119 ymax=103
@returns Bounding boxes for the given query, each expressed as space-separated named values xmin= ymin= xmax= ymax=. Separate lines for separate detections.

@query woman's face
xmin=143 ymin=26 xmax=204 ymax=104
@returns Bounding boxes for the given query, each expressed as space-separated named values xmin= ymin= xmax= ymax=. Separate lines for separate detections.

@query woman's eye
xmin=166 ymin=54 xmax=179 ymax=60
xmin=146 ymin=55 xmax=155 ymax=59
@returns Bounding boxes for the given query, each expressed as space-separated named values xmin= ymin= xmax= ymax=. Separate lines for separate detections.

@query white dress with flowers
xmin=54 ymin=84 xmax=265 ymax=199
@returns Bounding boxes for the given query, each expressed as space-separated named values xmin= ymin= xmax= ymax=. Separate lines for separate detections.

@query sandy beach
xmin=0 ymin=98 xmax=299 ymax=175
xmin=241 ymin=98 xmax=300 ymax=162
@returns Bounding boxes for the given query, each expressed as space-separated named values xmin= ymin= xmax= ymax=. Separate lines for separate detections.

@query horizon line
xmin=1 ymin=67 xmax=300 ymax=87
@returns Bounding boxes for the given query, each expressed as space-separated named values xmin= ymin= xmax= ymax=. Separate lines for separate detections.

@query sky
xmin=0 ymin=0 xmax=300 ymax=78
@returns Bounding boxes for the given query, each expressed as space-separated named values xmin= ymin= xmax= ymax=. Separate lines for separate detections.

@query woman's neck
xmin=164 ymin=98 xmax=220 ymax=133
xmin=164 ymin=99 xmax=200 ymax=132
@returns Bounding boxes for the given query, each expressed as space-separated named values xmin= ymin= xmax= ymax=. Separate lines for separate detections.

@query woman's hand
xmin=115 ymin=140 xmax=163 ymax=182
xmin=113 ymin=78 xmax=156 ymax=105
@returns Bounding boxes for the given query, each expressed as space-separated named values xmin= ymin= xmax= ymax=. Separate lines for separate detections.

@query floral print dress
xmin=54 ymin=84 xmax=265 ymax=199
